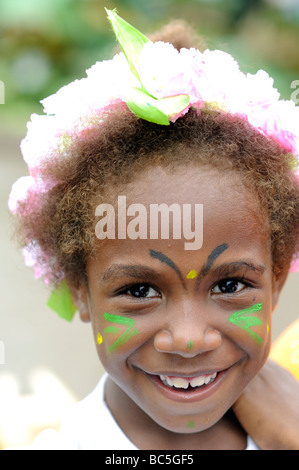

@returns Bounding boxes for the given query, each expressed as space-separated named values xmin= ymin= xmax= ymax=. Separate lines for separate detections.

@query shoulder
xmin=18 ymin=374 xmax=137 ymax=450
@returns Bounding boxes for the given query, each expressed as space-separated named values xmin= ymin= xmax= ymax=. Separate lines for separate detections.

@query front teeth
xmin=160 ymin=372 xmax=217 ymax=389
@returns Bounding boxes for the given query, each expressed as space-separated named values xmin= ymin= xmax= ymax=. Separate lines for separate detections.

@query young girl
xmin=9 ymin=10 xmax=299 ymax=450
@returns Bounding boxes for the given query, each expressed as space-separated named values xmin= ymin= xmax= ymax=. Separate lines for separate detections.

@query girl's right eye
xmin=119 ymin=283 xmax=161 ymax=299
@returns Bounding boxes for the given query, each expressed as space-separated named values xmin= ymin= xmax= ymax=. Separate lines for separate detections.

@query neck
xmin=104 ymin=376 xmax=247 ymax=450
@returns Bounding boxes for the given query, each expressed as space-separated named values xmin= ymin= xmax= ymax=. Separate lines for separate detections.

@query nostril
xmin=154 ymin=329 xmax=172 ymax=352
xmin=154 ymin=326 xmax=222 ymax=356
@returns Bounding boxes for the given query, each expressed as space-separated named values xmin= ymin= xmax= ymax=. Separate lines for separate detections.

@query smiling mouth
xmin=159 ymin=372 xmax=218 ymax=391
xmin=145 ymin=368 xmax=229 ymax=401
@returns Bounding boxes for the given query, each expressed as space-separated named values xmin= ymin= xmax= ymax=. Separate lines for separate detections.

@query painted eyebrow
xmin=194 ymin=243 xmax=229 ymax=288
xmin=149 ymin=249 xmax=186 ymax=289
xmin=200 ymin=243 xmax=229 ymax=276
xmin=102 ymin=264 xmax=161 ymax=283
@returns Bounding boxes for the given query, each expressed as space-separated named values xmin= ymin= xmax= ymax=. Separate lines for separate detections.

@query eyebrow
xmin=200 ymin=243 xmax=229 ymax=276
xmin=102 ymin=264 xmax=162 ymax=283
xmin=149 ymin=249 xmax=186 ymax=288
xmin=197 ymin=260 xmax=266 ymax=284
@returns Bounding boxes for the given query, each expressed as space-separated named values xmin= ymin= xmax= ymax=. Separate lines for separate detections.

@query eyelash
xmin=115 ymin=283 xmax=161 ymax=299
xmin=210 ymin=277 xmax=253 ymax=295
xmin=116 ymin=277 xmax=253 ymax=299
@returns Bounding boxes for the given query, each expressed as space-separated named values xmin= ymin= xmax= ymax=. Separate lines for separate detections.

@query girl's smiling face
xmin=77 ymin=166 xmax=284 ymax=442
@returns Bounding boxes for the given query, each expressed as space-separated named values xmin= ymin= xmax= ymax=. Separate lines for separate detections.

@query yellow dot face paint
xmin=97 ymin=333 xmax=103 ymax=345
xmin=186 ymin=269 xmax=198 ymax=279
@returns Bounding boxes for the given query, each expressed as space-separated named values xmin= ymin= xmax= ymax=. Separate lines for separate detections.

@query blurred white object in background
xmin=0 ymin=368 xmax=77 ymax=449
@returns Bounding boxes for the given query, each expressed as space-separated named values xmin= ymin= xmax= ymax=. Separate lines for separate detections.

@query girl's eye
xmin=211 ymin=279 xmax=246 ymax=294
xmin=122 ymin=284 xmax=160 ymax=299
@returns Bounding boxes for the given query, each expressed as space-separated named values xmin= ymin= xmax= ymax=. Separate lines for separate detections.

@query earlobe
xmin=272 ymin=269 xmax=289 ymax=313
xmin=69 ymin=285 xmax=91 ymax=322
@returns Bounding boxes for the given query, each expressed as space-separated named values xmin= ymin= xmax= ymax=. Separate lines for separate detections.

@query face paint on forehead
xmin=149 ymin=249 xmax=186 ymax=288
xmin=199 ymin=244 xmax=229 ymax=277
xmin=186 ymin=270 xmax=198 ymax=279
xmin=149 ymin=245 xmax=229 ymax=287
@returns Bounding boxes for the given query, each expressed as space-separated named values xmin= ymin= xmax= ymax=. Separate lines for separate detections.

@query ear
xmin=69 ymin=284 xmax=91 ymax=322
xmin=272 ymin=268 xmax=289 ymax=313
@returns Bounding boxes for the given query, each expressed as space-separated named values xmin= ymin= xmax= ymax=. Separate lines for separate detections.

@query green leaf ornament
xmin=105 ymin=8 xmax=191 ymax=125
xmin=47 ymin=280 xmax=77 ymax=321
xmin=105 ymin=8 xmax=150 ymax=83
xmin=126 ymin=88 xmax=190 ymax=126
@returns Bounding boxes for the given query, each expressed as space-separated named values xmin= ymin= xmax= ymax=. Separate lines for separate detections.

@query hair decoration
xmin=8 ymin=9 xmax=299 ymax=320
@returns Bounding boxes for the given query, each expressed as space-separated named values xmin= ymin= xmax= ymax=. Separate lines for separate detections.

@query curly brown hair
xmin=14 ymin=25 xmax=299 ymax=289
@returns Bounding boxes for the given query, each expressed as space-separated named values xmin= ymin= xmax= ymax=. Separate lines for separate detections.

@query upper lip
xmin=136 ymin=357 xmax=244 ymax=378
xmin=141 ymin=359 xmax=244 ymax=378
xmin=145 ymin=369 xmax=224 ymax=378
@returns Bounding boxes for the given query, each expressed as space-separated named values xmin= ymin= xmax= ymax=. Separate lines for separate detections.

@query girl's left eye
xmin=121 ymin=283 xmax=160 ymax=299
xmin=211 ymin=279 xmax=246 ymax=294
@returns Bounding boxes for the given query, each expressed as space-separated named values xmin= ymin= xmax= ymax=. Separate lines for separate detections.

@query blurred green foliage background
xmin=0 ymin=0 xmax=299 ymax=135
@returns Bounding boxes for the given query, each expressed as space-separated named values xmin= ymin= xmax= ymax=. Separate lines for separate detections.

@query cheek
xmin=227 ymin=302 xmax=272 ymax=365
xmin=93 ymin=311 xmax=141 ymax=364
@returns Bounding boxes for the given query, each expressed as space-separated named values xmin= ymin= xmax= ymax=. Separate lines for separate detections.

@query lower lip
xmin=147 ymin=370 xmax=228 ymax=403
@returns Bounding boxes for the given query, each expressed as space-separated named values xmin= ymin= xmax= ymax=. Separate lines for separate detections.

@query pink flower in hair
xmin=8 ymin=176 xmax=35 ymax=214
xmin=43 ymin=53 xmax=136 ymax=119
xmin=23 ymin=242 xmax=63 ymax=285
xmin=236 ymin=70 xmax=279 ymax=129
xmin=8 ymin=175 xmax=56 ymax=215
xmin=263 ymin=100 xmax=299 ymax=155
xmin=21 ymin=114 xmax=64 ymax=174
xmin=290 ymin=256 xmax=299 ymax=273
xmin=195 ymin=49 xmax=244 ymax=108
xmin=137 ymin=42 xmax=199 ymax=102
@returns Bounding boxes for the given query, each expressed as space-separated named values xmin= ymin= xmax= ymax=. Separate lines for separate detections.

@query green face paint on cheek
xmin=103 ymin=312 xmax=139 ymax=353
xmin=228 ymin=303 xmax=263 ymax=344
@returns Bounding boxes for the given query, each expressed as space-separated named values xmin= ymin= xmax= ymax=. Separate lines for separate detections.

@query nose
xmin=153 ymin=307 xmax=222 ymax=357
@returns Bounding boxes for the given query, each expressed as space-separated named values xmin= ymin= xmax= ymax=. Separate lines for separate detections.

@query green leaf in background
xmin=47 ymin=280 xmax=77 ymax=321
xmin=105 ymin=8 xmax=151 ymax=84
xmin=126 ymin=87 xmax=190 ymax=125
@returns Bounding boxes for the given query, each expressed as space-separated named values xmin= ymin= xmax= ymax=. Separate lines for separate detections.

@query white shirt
xmin=28 ymin=374 xmax=259 ymax=450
